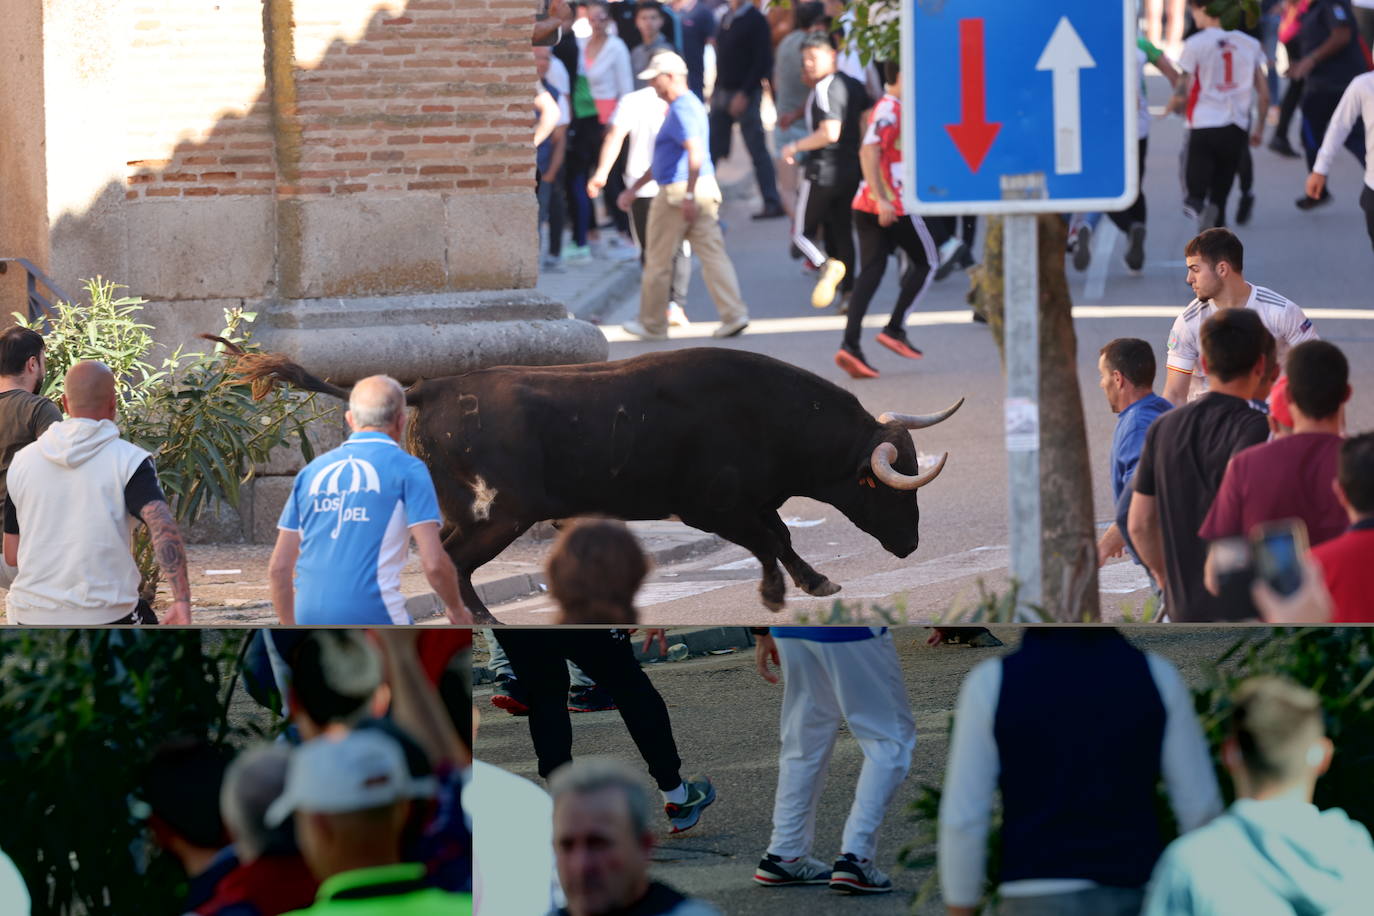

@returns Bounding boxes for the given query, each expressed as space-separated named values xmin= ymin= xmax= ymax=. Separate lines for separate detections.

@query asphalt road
xmin=494 ymin=72 xmax=1374 ymax=625
xmin=474 ymin=626 xmax=1251 ymax=915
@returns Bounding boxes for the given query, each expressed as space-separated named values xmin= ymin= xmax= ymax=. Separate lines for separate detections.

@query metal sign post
xmin=903 ymin=0 xmax=1137 ymax=613
xmin=1002 ymin=215 xmax=1041 ymax=611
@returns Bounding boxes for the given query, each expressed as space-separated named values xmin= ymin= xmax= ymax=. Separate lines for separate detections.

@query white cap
xmin=264 ymin=729 xmax=429 ymax=827
xmin=636 ymin=50 xmax=688 ymax=82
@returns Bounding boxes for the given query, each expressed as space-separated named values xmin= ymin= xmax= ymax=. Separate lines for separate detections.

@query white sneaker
xmin=753 ymin=853 xmax=831 ymax=887
xmin=712 ymin=315 xmax=749 ymax=338
xmin=667 ymin=302 xmax=690 ymax=327
xmin=622 ymin=319 xmax=667 ymax=341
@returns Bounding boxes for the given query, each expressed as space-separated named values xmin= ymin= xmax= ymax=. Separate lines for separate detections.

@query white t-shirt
xmin=1314 ymin=71 xmax=1374 ymax=191
xmin=1178 ymin=28 xmax=1264 ymax=130
xmin=610 ymin=87 xmax=668 ymax=197
xmin=1166 ymin=284 xmax=1319 ymax=401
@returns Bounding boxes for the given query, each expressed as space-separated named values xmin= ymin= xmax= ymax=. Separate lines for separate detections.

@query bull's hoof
xmin=761 ymin=586 xmax=787 ymax=612
xmin=803 ymin=577 xmax=841 ymax=597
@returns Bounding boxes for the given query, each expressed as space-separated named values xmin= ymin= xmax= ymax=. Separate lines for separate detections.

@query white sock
xmin=662 ymin=783 xmax=688 ymax=804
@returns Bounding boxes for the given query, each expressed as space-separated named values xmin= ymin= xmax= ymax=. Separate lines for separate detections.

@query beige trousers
xmin=639 ymin=177 xmax=748 ymax=334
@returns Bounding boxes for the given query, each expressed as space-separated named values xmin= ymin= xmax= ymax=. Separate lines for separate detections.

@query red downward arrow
xmin=945 ymin=18 xmax=1001 ymax=174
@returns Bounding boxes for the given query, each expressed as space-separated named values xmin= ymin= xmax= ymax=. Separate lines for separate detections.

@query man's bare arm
xmin=1161 ymin=369 xmax=1191 ymax=406
xmin=268 ymin=530 xmax=301 ymax=626
xmin=1127 ymin=492 xmax=1167 ymax=589
xmin=140 ymin=500 xmax=191 ymax=624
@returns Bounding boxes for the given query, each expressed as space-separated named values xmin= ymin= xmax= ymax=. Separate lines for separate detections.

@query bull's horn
xmin=871 ymin=443 xmax=948 ymax=490
xmin=878 ymin=397 xmax=965 ymax=430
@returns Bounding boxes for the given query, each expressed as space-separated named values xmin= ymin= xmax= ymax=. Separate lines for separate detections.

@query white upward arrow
xmin=1035 ymin=17 xmax=1096 ymax=176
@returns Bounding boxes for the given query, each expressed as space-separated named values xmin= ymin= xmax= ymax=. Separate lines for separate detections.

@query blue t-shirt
xmin=652 ymin=92 xmax=714 ymax=186
xmin=279 ymin=432 xmax=442 ymax=625
xmin=1112 ymin=393 xmax=1172 ymax=562
xmin=771 ymin=627 xmax=886 ymax=642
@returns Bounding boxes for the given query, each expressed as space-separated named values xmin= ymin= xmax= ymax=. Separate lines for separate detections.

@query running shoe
xmin=563 ymin=242 xmax=592 ymax=262
xmin=712 ymin=315 xmax=750 ymax=338
xmin=1181 ymin=198 xmax=1203 ymax=221
xmin=568 ymin=685 xmax=617 ymax=713
xmin=812 ymin=258 xmax=846 ymax=308
xmin=621 ymin=319 xmax=668 ymax=341
xmin=1236 ymin=192 xmax=1255 ymax=226
xmin=829 ymin=853 xmax=893 ymax=895
xmin=1071 ymin=223 xmax=1092 ymax=271
xmin=490 ymin=677 xmax=530 ymax=716
xmin=667 ymin=301 xmax=690 ymax=327
xmin=1268 ymin=134 xmax=1301 ymax=158
xmin=1296 ymin=190 xmax=1332 ymax=211
xmin=876 ymin=328 xmax=923 ymax=360
xmin=666 ymin=777 xmax=716 ymax=834
xmin=1124 ymin=222 xmax=1147 ymax=273
xmin=834 ymin=344 xmax=879 ymax=379
xmin=753 ymin=853 xmax=832 ymax=887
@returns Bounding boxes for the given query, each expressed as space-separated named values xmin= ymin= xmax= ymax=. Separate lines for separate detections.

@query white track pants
xmin=767 ymin=633 xmax=916 ymax=862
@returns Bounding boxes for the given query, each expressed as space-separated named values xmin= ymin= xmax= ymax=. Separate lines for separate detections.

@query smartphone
xmin=1250 ymin=519 xmax=1309 ymax=598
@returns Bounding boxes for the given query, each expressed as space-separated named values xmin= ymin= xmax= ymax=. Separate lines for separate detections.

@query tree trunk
xmin=970 ymin=216 xmax=1100 ymax=620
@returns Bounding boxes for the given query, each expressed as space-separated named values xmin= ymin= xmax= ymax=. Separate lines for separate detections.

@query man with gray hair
xmin=548 ymin=757 xmax=720 ymax=916
xmin=268 ymin=375 xmax=469 ymax=625
xmin=193 ymin=744 xmax=318 ymax=915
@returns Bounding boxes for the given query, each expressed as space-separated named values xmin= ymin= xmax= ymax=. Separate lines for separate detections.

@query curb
xmin=567 ymin=259 xmax=643 ymax=325
xmin=471 ymin=625 xmax=756 ymax=685
xmin=407 ymin=529 xmax=724 ymax=622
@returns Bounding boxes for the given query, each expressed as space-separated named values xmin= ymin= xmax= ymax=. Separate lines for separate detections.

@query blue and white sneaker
xmin=665 ymin=777 xmax=716 ymax=834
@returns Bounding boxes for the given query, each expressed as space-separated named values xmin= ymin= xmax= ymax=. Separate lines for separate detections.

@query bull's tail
xmin=200 ymin=334 xmax=352 ymax=401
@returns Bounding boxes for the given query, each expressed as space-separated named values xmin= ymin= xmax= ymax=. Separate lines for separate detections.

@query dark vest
xmin=993 ymin=629 xmax=1167 ymax=888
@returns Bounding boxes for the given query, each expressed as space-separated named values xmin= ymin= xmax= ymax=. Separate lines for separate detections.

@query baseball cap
xmin=637 ymin=50 xmax=688 ymax=82
xmin=265 ymin=729 xmax=430 ymax=827
xmin=1268 ymin=374 xmax=1294 ymax=429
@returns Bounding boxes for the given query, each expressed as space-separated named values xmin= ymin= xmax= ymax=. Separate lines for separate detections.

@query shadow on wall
xmin=39 ymin=0 xmax=538 ymax=326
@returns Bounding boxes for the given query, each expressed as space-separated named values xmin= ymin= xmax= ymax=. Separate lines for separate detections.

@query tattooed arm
xmin=139 ymin=500 xmax=191 ymax=624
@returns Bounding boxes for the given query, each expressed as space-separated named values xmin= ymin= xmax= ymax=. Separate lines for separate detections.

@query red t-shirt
xmin=1198 ymin=433 xmax=1348 ymax=546
xmin=852 ymin=93 xmax=905 ymax=216
xmin=1313 ymin=525 xmax=1374 ymax=623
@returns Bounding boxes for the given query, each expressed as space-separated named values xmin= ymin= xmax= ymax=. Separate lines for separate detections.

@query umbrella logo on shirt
xmin=308 ymin=457 xmax=381 ymax=538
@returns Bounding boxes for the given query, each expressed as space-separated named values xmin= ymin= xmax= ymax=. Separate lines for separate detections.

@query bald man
xmin=4 ymin=360 xmax=192 ymax=625
xmin=269 ymin=375 xmax=469 ymax=625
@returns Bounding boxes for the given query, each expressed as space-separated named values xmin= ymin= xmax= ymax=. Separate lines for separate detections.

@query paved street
xmin=499 ymin=73 xmax=1374 ymax=626
xmin=475 ymin=626 xmax=1246 ymax=915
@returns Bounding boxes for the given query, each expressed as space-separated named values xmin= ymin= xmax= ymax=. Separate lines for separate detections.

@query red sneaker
xmin=834 ymin=347 xmax=879 ymax=379
xmin=876 ymin=330 xmax=923 ymax=360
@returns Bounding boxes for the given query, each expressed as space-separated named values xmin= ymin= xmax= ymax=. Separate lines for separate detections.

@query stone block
xmin=124 ymin=198 xmax=275 ymax=300
xmin=184 ymin=489 xmax=250 ymax=544
xmin=288 ymin=196 xmax=450 ymax=299
xmin=445 ymin=191 xmax=539 ymax=291
xmin=250 ymin=476 xmax=297 ymax=544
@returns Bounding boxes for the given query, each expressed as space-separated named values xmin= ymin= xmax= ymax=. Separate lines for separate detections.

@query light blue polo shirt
xmin=279 ymin=432 xmax=442 ymax=625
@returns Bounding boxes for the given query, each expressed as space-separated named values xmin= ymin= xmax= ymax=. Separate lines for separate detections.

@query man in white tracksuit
xmin=751 ymin=626 xmax=916 ymax=895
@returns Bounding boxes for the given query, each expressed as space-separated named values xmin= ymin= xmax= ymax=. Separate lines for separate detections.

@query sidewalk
xmin=186 ymin=520 xmax=721 ymax=625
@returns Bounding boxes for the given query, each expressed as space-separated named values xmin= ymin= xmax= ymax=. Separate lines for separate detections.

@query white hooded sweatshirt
xmin=6 ymin=417 xmax=151 ymax=624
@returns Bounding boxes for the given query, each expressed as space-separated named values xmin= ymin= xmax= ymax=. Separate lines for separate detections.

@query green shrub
xmin=0 ymin=630 xmax=275 ymax=915
xmin=16 ymin=278 xmax=335 ymax=595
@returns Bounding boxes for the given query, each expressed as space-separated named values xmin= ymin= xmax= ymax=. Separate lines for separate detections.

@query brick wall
xmin=122 ymin=0 xmax=536 ymax=202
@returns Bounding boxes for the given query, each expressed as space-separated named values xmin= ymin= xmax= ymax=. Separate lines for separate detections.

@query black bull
xmin=217 ymin=342 xmax=962 ymax=623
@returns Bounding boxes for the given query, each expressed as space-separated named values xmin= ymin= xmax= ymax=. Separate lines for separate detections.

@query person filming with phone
xmin=1199 ymin=339 xmax=1352 ymax=616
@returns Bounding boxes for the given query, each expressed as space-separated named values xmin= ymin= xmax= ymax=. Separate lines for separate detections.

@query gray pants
xmin=997 ymin=886 xmax=1144 ymax=916
xmin=483 ymin=628 xmax=594 ymax=688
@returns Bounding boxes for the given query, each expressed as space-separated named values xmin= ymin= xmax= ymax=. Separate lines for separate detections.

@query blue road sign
xmin=902 ymin=0 xmax=1137 ymax=215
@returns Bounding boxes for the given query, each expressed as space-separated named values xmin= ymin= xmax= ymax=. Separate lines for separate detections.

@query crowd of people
xmin=940 ymin=629 xmax=1374 ymax=915
xmin=529 ymin=0 xmax=976 ymax=372
xmin=474 ymin=627 xmax=1374 ymax=914
xmin=0 ymin=628 xmax=474 ymax=915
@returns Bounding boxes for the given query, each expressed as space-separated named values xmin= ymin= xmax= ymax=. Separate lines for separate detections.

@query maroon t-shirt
xmin=1198 ymin=433 xmax=1347 ymax=546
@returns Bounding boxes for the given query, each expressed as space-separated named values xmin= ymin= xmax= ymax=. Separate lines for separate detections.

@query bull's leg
xmin=445 ymin=520 xmax=530 ymax=625
xmin=678 ymin=511 xmax=788 ymax=611
xmin=760 ymin=510 xmax=841 ymax=597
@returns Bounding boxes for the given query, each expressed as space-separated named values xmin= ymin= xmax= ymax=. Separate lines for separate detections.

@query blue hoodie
xmin=1143 ymin=798 xmax=1374 ymax=915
